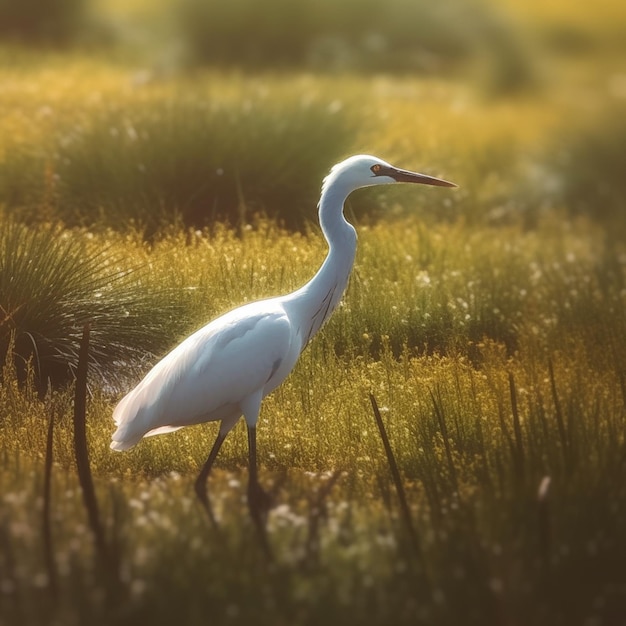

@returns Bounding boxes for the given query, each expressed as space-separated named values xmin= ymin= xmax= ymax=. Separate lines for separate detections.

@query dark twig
xmin=508 ymin=372 xmax=525 ymax=480
xmin=42 ymin=405 xmax=58 ymax=598
xmin=369 ymin=393 xmax=422 ymax=562
xmin=73 ymin=324 xmax=109 ymax=572
xmin=428 ymin=387 xmax=458 ymax=491
xmin=548 ymin=359 xmax=569 ymax=470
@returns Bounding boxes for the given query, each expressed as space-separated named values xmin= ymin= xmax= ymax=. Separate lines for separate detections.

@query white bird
xmin=111 ymin=155 xmax=455 ymax=525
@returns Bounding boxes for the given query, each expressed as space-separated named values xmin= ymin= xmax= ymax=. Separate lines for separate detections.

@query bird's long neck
xmin=284 ymin=178 xmax=357 ymax=349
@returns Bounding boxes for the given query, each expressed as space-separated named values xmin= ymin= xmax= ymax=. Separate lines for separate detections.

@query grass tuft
xmin=0 ymin=217 xmax=185 ymax=392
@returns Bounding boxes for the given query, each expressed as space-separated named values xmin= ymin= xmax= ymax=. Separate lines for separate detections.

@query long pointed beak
xmin=390 ymin=167 xmax=457 ymax=188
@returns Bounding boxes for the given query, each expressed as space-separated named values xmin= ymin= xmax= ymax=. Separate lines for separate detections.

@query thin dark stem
xmin=370 ymin=393 xmax=422 ymax=563
xmin=508 ymin=372 xmax=526 ymax=479
xmin=73 ymin=324 xmax=109 ymax=572
xmin=428 ymin=387 xmax=458 ymax=491
xmin=42 ymin=405 xmax=58 ymax=598
xmin=548 ymin=359 xmax=569 ymax=470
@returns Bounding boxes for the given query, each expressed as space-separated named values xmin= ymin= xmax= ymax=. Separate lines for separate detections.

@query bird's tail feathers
xmin=110 ymin=388 xmax=153 ymax=450
xmin=110 ymin=437 xmax=136 ymax=452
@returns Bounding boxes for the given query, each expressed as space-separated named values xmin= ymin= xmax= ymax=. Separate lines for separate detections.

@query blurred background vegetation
xmin=0 ymin=0 xmax=624 ymax=233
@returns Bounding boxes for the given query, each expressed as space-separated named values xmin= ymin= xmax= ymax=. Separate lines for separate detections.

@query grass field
xmin=1 ymin=1 xmax=626 ymax=624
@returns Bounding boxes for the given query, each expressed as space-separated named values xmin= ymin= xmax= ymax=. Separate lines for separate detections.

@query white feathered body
xmin=111 ymin=298 xmax=302 ymax=451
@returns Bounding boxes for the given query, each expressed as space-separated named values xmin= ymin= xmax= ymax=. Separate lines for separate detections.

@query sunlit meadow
xmin=1 ymin=0 xmax=626 ymax=624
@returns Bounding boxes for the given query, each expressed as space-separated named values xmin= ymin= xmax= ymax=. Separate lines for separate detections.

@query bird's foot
xmin=247 ymin=482 xmax=275 ymax=561
xmin=195 ymin=478 xmax=219 ymax=528
xmin=247 ymin=482 xmax=274 ymax=520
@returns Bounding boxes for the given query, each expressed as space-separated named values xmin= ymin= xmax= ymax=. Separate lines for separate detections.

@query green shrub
xmin=2 ymin=95 xmax=356 ymax=231
xmin=0 ymin=218 xmax=184 ymax=392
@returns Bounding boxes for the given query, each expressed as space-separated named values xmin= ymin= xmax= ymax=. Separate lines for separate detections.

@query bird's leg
xmin=247 ymin=425 xmax=273 ymax=514
xmin=195 ymin=429 xmax=227 ymax=526
xmin=247 ymin=424 xmax=274 ymax=560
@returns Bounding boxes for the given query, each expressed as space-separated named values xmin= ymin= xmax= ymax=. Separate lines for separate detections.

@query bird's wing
xmin=111 ymin=302 xmax=295 ymax=450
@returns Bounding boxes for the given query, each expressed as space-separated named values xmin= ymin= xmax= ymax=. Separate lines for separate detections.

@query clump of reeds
xmin=0 ymin=217 xmax=184 ymax=392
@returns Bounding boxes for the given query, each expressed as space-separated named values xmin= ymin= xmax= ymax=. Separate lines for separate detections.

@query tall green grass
xmin=3 ymin=209 xmax=620 ymax=394
xmin=1 ymin=187 xmax=624 ymax=624
xmin=1 ymin=302 xmax=624 ymax=624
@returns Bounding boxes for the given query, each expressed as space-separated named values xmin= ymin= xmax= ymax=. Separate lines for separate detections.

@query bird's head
xmin=323 ymin=155 xmax=456 ymax=195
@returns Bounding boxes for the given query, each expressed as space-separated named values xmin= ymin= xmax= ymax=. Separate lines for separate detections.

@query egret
xmin=111 ymin=155 xmax=455 ymax=528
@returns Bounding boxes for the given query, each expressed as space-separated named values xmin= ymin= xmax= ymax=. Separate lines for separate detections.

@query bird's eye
xmin=371 ymin=164 xmax=382 ymax=175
